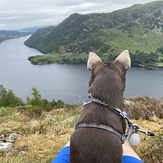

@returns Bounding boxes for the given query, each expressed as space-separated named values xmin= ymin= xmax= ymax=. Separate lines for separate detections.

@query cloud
xmin=0 ymin=0 xmax=157 ymax=30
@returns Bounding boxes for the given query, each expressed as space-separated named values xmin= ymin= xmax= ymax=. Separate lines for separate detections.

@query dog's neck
xmin=88 ymin=89 xmax=124 ymax=110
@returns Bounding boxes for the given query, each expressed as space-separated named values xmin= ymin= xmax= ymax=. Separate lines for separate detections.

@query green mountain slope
xmin=25 ymin=1 xmax=163 ymax=65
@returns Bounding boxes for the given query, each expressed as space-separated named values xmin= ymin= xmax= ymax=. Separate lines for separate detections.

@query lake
xmin=0 ymin=36 xmax=163 ymax=104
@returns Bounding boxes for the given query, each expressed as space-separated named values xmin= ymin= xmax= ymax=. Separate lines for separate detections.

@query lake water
xmin=0 ymin=36 xmax=163 ymax=104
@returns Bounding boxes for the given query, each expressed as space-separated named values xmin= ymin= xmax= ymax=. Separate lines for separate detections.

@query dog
xmin=70 ymin=50 xmax=131 ymax=163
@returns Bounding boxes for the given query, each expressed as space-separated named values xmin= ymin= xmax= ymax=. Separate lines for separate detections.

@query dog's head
xmin=87 ymin=50 xmax=131 ymax=106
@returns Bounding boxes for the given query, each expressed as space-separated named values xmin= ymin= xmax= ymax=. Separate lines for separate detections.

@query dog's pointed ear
xmin=87 ymin=52 xmax=102 ymax=70
xmin=115 ymin=50 xmax=131 ymax=70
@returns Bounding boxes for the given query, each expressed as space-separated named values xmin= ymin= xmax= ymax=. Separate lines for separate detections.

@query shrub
xmin=124 ymin=96 xmax=163 ymax=120
xmin=0 ymin=85 xmax=24 ymax=107
xmin=18 ymin=106 xmax=43 ymax=118
xmin=56 ymin=100 xmax=65 ymax=108
xmin=26 ymin=86 xmax=42 ymax=106
xmin=140 ymin=129 xmax=163 ymax=162
xmin=0 ymin=107 xmax=18 ymax=117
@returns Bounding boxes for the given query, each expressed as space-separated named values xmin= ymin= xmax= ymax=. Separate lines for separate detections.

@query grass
xmin=156 ymin=62 xmax=163 ymax=67
xmin=100 ymin=28 xmax=163 ymax=55
xmin=0 ymin=97 xmax=162 ymax=162
xmin=29 ymin=53 xmax=88 ymax=64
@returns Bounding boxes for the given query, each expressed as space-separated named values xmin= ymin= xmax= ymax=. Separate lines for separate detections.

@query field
xmin=0 ymin=96 xmax=163 ymax=163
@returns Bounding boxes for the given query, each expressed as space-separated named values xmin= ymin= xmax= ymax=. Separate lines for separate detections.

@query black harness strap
xmin=84 ymin=97 xmax=128 ymax=118
xmin=75 ymin=123 xmax=125 ymax=142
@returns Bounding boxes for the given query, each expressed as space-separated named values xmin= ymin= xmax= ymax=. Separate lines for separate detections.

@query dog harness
xmin=75 ymin=95 xmax=136 ymax=144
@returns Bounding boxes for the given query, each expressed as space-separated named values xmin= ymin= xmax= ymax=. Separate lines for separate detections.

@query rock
xmin=7 ymin=133 xmax=21 ymax=141
xmin=0 ymin=133 xmax=22 ymax=151
xmin=0 ymin=142 xmax=12 ymax=151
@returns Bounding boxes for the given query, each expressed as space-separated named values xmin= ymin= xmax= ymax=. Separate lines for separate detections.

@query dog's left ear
xmin=87 ymin=52 xmax=102 ymax=70
xmin=115 ymin=50 xmax=131 ymax=70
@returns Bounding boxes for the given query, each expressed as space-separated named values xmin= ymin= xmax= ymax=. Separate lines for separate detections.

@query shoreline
xmin=132 ymin=64 xmax=163 ymax=70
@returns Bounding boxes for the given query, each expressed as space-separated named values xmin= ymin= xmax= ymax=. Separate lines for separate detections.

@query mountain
xmin=25 ymin=1 xmax=163 ymax=66
xmin=0 ymin=29 xmax=36 ymax=43
xmin=17 ymin=27 xmax=39 ymax=33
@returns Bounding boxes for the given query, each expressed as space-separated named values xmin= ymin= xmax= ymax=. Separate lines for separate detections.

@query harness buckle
xmin=100 ymin=100 xmax=108 ymax=107
xmin=120 ymin=111 xmax=128 ymax=118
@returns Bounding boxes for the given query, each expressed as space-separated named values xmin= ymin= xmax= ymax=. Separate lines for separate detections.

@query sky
xmin=0 ymin=0 xmax=158 ymax=30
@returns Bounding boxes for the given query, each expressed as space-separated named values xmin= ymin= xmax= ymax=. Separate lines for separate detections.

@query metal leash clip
xmin=132 ymin=124 xmax=155 ymax=136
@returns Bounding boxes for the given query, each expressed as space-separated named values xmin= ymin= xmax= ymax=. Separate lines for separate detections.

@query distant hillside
xmin=25 ymin=1 xmax=163 ymax=66
xmin=0 ymin=29 xmax=35 ymax=43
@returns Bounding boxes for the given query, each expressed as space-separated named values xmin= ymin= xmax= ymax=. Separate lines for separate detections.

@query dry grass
xmin=0 ymin=98 xmax=162 ymax=163
xmin=0 ymin=106 xmax=79 ymax=163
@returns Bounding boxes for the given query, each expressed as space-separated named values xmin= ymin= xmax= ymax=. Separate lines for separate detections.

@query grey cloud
xmin=0 ymin=0 xmax=157 ymax=30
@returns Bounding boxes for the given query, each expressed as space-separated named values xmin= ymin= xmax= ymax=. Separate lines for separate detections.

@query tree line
xmin=0 ymin=85 xmax=65 ymax=108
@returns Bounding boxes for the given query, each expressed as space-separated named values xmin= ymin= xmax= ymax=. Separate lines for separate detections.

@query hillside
xmin=0 ymin=96 xmax=163 ymax=162
xmin=25 ymin=1 xmax=163 ymax=65
xmin=0 ymin=30 xmax=34 ymax=43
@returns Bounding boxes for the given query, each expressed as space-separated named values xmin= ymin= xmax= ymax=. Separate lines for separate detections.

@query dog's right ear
xmin=87 ymin=52 xmax=102 ymax=70
xmin=115 ymin=50 xmax=131 ymax=70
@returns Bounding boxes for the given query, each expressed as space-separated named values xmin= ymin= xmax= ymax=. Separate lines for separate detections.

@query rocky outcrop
xmin=0 ymin=133 xmax=21 ymax=151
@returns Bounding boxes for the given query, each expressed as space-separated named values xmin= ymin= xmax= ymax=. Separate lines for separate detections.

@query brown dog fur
xmin=70 ymin=50 xmax=131 ymax=163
